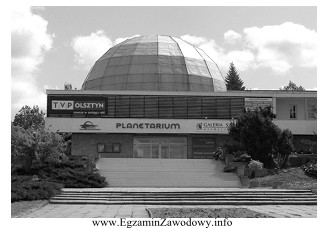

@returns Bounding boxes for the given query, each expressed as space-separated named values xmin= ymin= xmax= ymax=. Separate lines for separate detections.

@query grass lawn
xmin=249 ymin=167 xmax=317 ymax=193
xmin=11 ymin=200 xmax=48 ymax=218
xmin=148 ymin=208 xmax=273 ymax=218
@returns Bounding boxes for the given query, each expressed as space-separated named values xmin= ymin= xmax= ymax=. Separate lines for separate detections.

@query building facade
xmin=45 ymin=35 xmax=317 ymax=160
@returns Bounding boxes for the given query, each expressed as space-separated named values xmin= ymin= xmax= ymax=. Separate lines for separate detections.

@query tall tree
xmin=13 ymin=105 xmax=45 ymax=130
xmin=280 ymin=81 xmax=305 ymax=91
xmin=225 ymin=62 xmax=245 ymax=90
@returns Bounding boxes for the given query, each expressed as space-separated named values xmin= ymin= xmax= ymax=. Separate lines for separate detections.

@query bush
xmin=288 ymin=154 xmax=317 ymax=167
xmin=233 ymin=154 xmax=251 ymax=162
xmin=302 ymin=162 xmax=317 ymax=178
xmin=275 ymin=129 xmax=294 ymax=168
xmin=224 ymin=143 xmax=246 ymax=155
xmin=11 ymin=175 xmax=63 ymax=202
xmin=248 ymin=160 xmax=264 ymax=170
xmin=11 ymin=125 xmax=68 ymax=171
xmin=13 ymin=159 xmax=107 ymax=188
xmin=228 ymin=106 xmax=294 ymax=169
xmin=228 ymin=107 xmax=279 ymax=168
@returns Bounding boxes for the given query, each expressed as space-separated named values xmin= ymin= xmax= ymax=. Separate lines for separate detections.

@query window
xmin=289 ymin=104 xmax=297 ymax=119
xmin=97 ymin=143 xmax=105 ymax=153
xmin=307 ymin=104 xmax=316 ymax=119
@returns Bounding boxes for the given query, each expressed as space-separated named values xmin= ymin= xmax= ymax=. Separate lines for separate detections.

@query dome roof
xmin=82 ymin=35 xmax=226 ymax=92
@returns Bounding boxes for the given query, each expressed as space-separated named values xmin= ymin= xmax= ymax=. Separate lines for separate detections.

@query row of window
xmin=105 ymin=95 xmax=245 ymax=119
xmin=48 ymin=95 xmax=315 ymax=120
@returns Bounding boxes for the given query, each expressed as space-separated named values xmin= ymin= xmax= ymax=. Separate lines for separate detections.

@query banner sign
xmin=245 ymin=98 xmax=273 ymax=111
xmin=51 ymin=100 xmax=105 ymax=110
xmin=50 ymin=100 xmax=106 ymax=115
xmin=195 ymin=121 xmax=230 ymax=133
xmin=45 ymin=118 xmax=234 ymax=134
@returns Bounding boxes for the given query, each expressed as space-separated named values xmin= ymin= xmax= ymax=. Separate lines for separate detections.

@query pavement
xmin=13 ymin=187 xmax=317 ymax=218
xmin=15 ymin=203 xmax=317 ymax=218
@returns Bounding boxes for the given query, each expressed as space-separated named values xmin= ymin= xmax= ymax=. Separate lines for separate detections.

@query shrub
xmin=228 ymin=106 xmax=294 ymax=169
xmin=228 ymin=107 xmax=279 ymax=168
xmin=288 ymin=154 xmax=317 ymax=167
xmin=248 ymin=160 xmax=264 ymax=170
xmin=224 ymin=143 xmax=246 ymax=155
xmin=11 ymin=125 xmax=68 ymax=171
xmin=13 ymin=159 xmax=107 ymax=188
xmin=11 ymin=175 xmax=63 ymax=202
xmin=275 ymin=129 xmax=294 ymax=168
xmin=302 ymin=162 xmax=317 ymax=178
xmin=233 ymin=154 xmax=251 ymax=162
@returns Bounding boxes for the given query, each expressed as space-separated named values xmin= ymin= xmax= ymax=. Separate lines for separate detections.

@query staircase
xmin=95 ymin=158 xmax=241 ymax=188
xmin=50 ymin=189 xmax=317 ymax=205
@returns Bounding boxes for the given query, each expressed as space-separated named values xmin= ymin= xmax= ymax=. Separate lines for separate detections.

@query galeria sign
xmin=52 ymin=100 xmax=105 ymax=110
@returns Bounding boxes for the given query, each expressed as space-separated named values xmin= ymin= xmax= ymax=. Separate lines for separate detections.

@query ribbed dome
xmin=82 ymin=35 xmax=227 ymax=92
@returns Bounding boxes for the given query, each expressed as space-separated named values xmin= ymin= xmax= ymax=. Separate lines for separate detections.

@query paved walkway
xmin=16 ymin=204 xmax=316 ymax=218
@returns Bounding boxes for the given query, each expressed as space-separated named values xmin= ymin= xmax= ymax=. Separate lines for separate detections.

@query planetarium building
xmin=46 ymin=35 xmax=317 ymax=160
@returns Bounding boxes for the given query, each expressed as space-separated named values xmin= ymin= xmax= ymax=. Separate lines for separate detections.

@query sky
xmin=11 ymin=5 xmax=317 ymax=118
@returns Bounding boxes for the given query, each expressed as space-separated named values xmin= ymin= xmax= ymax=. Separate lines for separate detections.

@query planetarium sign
xmin=116 ymin=122 xmax=180 ymax=130
xmin=46 ymin=118 xmax=233 ymax=134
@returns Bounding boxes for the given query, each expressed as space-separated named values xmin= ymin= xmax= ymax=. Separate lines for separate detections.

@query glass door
xmin=160 ymin=143 xmax=170 ymax=159
xmin=133 ymin=137 xmax=187 ymax=159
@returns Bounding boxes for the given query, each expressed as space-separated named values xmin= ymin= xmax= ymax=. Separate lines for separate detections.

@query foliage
xmin=299 ymin=133 xmax=317 ymax=154
xmin=279 ymin=81 xmax=305 ymax=91
xmin=11 ymin=175 xmax=63 ymax=202
xmin=13 ymin=159 xmax=108 ymax=188
xmin=248 ymin=160 xmax=264 ymax=170
xmin=11 ymin=125 xmax=68 ymax=170
xmin=228 ymin=106 xmax=294 ymax=168
xmin=301 ymin=162 xmax=317 ymax=178
xmin=228 ymin=106 xmax=278 ymax=168
xmin=225 ymin=62 xmax=245 ymax=90
xmin=11 ymin=126 xmax=35 ymax=169
xmin=64 ymin=82 xmax=72 ymax=90
xmin=275 ymin=129 xmax=294 ymax=168
xmin=13 ymin=105 xmax=45 ymax=130
xmin=288 ymin=154 xmax=316 ymax=167
xmin=233 ymin=154 xmax=251 ymax=162
xmin=11 ymin=105 xmax=106 ymax=203
xmin=224 ymin=143 xmax=246 ymax=155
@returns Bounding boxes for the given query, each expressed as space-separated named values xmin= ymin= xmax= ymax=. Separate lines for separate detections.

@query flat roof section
xmin=46 ymin=89 xmax=317 ymax=98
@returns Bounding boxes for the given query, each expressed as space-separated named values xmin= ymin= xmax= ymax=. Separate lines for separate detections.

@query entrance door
xmin=160 ymin=143 xmax=169 ymax=159
xmin=133 ymin=137 xmax=187 ymax=159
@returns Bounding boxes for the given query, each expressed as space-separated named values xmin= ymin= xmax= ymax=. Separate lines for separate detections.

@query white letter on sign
xmin=52 ymin=100 xmax=74 ymax=110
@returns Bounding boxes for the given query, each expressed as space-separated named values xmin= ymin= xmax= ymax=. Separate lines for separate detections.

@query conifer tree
xmin=225 ymin=62 xmax=245 ymax=90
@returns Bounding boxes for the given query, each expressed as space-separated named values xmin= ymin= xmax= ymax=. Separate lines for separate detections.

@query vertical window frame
xmin=289 ymin=104 xmax=297 ymax=119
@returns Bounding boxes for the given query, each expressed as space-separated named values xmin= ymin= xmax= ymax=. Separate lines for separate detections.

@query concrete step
xmin=50 ymin=189 xmax=317 ymax=205
xmin=50 ymin=199 xmax=317 ymax=205
xmin=53 ymin=195 xmax=316 ymax=199
xmin=51 ymin=197 xmax=317 ymax=201
xmin=95 ymin=158 xmax=241 ymax=187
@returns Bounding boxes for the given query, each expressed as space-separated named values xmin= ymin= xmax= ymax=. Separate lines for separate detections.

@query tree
xmin=11 ymin=126 xmax=35 ymax=169
xmin=11 ymin=125 xmax=68 ymax=170
xmin=13 ymin=105 xmax=45 ymax=130
xmin=228 ymin=106 xmax=294 ymax=169
xmin=280 ymin=81 xmax=305 ymax=91
xmin=64 ymin=82 xmax=72 ymax=90
xmin=225 ymin=62 xmax=245 ymax=90
xmin=275 ymin=129 xmax=294 ymax=168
